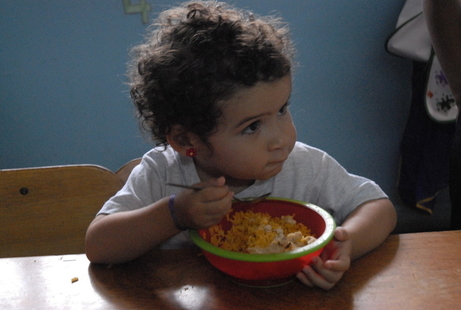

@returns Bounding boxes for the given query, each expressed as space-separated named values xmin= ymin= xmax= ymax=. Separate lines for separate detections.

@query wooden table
xmin=1 ymin=230 xmax=460 ymax=309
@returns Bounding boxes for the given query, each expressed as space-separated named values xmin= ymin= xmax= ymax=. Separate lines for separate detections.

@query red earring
xmin=186 ymin=148 xmax=197 ymax=157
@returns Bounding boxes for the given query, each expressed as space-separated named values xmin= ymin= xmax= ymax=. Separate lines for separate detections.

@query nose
xmin=267 ymin=121 xmax=294 ymax=152
xmin=268 ymin=130 xmax=285 ymax=151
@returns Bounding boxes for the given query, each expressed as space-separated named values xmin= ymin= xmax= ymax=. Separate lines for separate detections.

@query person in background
xmin=85 ymin=1 xmax=396 ymax=290
xmin=424 ymin=0 xmax=461 ymax=229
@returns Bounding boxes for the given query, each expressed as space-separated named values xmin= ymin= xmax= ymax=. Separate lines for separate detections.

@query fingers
xmin=204 ymin=176 xmax=226 ymax=187
xmin=296 ymin=269 xmax=315 ymax=288
xmin=324 ymin=255 xmax=350 ymax=271
xmin=321 ymin=227 xmax=352 ymax=261
xmin=297 ymin=257 xmax=345 ymax=290
xmin=297 ymin=265 xmax=337 ymax=290
xmin=196 ymin=176 xmax=226 ymax=191
xmin=173 ymin=178 xmax=233 ymax=229
xmin=333 ymin=226 xmax=350 ymax=242
xmin=194 ymin=177 xmax=232 ymax=202
xmin=297 ymin=227 xmax=352 ymax=290
xmin=311 ymin=256 xmax=344 ymax=283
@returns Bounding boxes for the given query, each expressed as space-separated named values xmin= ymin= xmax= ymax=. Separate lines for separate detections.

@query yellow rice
xmin=208 ymin=210 xmax=316 ymax=254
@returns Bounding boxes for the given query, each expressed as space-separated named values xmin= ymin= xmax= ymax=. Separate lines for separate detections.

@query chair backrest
xmin=0 ymin=165 xmax=124 ymax=258
xmin=116 ymin=158 xmax=141 ymax=183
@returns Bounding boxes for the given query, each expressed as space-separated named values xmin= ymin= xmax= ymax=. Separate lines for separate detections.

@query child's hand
xmin=173 ymin=176 xmax=234 ymax=229
xmin=296 ymin=227 xmax=351 ymax=290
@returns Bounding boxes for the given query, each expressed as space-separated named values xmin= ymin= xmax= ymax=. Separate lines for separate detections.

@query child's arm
xmin=297 ymin=198 xmax=396 ymax=290
xmin=424 ymin=0 xmax=461 ymax=105
xmin=340 ymin=198 xmax=396 ymax=259
xmin=85 ymin=177 xmax=233 ymax=264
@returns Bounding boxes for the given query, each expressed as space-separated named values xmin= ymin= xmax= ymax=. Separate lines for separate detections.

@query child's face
xmin=193 ymin=74 xmax=296 ymax=184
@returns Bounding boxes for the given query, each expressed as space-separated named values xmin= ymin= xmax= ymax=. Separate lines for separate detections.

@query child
xmin=424 ymin=0 xmax=461 ymax=229
xmin=85 ymin=1 xmax=396 ymax=290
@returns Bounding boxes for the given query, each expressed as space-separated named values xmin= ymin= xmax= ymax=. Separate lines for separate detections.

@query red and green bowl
xmin=189 ymin=197 xmax=336 ymax=287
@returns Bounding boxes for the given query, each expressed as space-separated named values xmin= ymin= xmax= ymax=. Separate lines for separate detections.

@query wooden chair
xmin=0 ymin=165 xmax=124 ymax=258
xmin=115 ymin=158 xmax=141 ymax=183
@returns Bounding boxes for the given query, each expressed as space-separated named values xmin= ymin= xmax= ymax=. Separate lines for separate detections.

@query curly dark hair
xmin=128 ymin=1 xmax=294 ymax=146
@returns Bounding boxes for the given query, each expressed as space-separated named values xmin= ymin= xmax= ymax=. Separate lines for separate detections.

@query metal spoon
xmin=166 ymin=183 xmax=271 ymax=204
xmin=232 ymin=192 xmax=271 ymax=204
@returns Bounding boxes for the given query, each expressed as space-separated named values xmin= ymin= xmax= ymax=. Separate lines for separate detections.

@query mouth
xmin=268 ymin=159 xmax=286 ymax=168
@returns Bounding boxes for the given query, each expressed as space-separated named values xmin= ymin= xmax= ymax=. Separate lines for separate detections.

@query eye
xmin=278 ymin=102 xmax=290 ymax=116
xmin=241 ymin=120 xmax=261 ymax=135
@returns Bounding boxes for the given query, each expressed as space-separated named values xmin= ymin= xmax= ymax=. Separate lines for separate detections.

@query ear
xmin=166 ymin=125 xmax=199 ymax=155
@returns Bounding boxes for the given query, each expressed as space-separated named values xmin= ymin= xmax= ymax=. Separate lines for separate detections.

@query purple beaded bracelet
xmin=168 ymin=194 xmax=187 ymax=230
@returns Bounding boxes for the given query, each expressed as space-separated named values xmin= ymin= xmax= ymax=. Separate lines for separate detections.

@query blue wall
xmin=1 ymin=0 xmax=411 ymax=201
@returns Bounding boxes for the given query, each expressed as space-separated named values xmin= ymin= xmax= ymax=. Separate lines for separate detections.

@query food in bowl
xmin=189 ymin=198 xmax=336 ymax=287
xmin=208 ymin=210 xmax=317 ymax=254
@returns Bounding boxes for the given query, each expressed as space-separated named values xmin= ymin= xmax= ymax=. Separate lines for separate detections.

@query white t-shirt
xmin=98 ymin=141 xmax=387 ymax=248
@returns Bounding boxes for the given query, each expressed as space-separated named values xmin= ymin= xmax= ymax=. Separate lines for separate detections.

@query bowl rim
xmin=189 ymin=197 xmax=336 ymax=262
